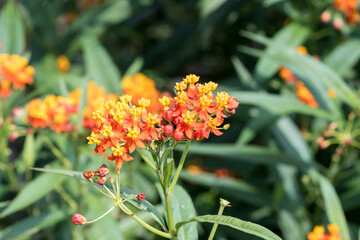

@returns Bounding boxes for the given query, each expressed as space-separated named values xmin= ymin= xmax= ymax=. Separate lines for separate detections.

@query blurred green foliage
xmin=1 ymin=0 xmax=360 ymax=239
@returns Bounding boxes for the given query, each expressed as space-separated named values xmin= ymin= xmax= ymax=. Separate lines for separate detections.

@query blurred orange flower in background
xmin=0 ymin=54 xmax=35 ymax=98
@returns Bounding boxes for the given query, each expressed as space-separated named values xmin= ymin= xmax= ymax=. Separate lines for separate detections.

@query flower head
xmin=72 ymin=213 xmax=86 ymax=225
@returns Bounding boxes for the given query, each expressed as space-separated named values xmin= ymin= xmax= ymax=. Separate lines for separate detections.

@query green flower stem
xmin=165 ymin=191 xmax=176 ymax=239
xmin=103 ymin=185 xmax=116 ymax=199
xmin=86 ymin=206 xmax=115 ymax=224
xmin=118 ymin=203 xmax=171 ymax=239
xmin=168 ymin=140 xmax=191 ymax=193
xmin=208 ymin=199 xmax=231 ymax=240
xmin=91 ymin=182 xmax=116 ymax=200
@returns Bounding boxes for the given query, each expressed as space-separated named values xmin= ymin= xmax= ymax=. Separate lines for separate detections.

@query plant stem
xmin=169 ymin=140 xmax=191 ymax=193
xmin=118 ymin=203 xmax=171 ymax=239
xmin=208 ymin=199 xmax=231 ymax=240
xmin=165 ymin=190 xmax=176 ymax=239
xmin=86 ymin=206 xmax=115 ymax=224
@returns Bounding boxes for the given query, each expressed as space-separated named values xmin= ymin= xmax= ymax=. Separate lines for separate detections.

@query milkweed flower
xmin=56 ymin=55 xmax=70 ymax=73
xmin=72 ymin=213 xmax=87 ymax=225
xmin=88 ymin=74 xmax=239 ymax=169
xmin=0 ymin=54 xmax=35 ymax=98
xmin=307 ymin=224 xmax=341 ymax=240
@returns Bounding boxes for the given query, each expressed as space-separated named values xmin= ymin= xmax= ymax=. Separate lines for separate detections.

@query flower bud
xmin=109 ymin=177 xmax=114 ymax=184
xmin=317 ymin=137 xmax=328 ymax=149
xmin=137 ymin=193 xmax=146 ymax=201
xmin=97 ymin=177 xmax=107 ymax=186
xmin=83 ymin=170 xmax=95 ymax=180
xmin=72 ymin=213 xmax=86 ymax=225
xmin=173 ymin=116 xmax=181 ymax=126
xmin=220 ymin=198 xmax=231 ymax=207
xmin=335 ymin=148 xmax=343 ymax=157
xmin=323 ymin=130 xmax=329 ymax=138
xmin=223 ymin=124 xmax=230 ymax=130
xmin=333 ymin=17 xmax=343 ymax=30
xmin=144 ymin=136 xmax=152 ymax=144
xmin=173 ymin=131 xmax=184 ymax=141
xmin=193 ymin=130 xmax=204 ymax=140
xmin=9 ymin=132 xmax=18 ymax=142
xmin=321 ymin=10 xmax=331 ymax=23
xmin=344 ymin=136 xmax=352 ymax=146
xmin=329 ymin=122 xmax=337 ymax=131
xmin=164 ymin=109 xmax=174 ymax=122
xmin=96 ymin=164 xmax=109 ymax=177
xmin=163 ymin=124 xmax=174 ymax=135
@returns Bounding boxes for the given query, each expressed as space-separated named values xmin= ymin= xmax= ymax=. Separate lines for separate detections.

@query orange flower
xmin=26 ymin=89 xmax=80 ymax=133
xmin=56 ymin=55 xmax=70 ymax=73
xmin=296 ymin=81 xmax=319 ymax=108
xmin=0 ymin=54 xmax=35 ymax=98
xmin=121 ymin=73 xmax=165 ymax=113
xmin=307 ymin=224 xmax=341 ymax=240
xmin=88 ymin=74 xmax=239 ymax=169
xmin=328 ymin=89 xmax=337 ymax=98
xmin=333 ymin=0 xmax=359 ymax=25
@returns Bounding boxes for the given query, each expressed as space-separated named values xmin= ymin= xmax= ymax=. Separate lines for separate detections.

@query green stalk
xmin=165 ymin=191 xmax=176 ymax=239
xmin=208 ymin=199 xmax=231 ymax=240
xmin=119 ymin=203 xmax=171 ymax=239
xmin=168 ymin=140 xmax=191 ymax=193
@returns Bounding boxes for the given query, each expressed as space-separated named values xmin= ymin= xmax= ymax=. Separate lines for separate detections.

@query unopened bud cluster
xmin=83 ymin=164 xmax=109 ymax=186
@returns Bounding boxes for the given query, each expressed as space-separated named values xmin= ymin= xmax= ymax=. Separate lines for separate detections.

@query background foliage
xmin=1 ymin=0 xmax=360 ymax=239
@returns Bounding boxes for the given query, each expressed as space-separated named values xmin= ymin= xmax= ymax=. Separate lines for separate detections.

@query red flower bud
xmin=333 ymin=17 xmax=343 ymax=30
xmin=321 ymin=10 xmax=331 ymax=23
xmin=144 ymin=136 xmax=152 ymax=144
xmin=173 ymin=116 xmax=182 ymax=126
xmin=164 ymin=109 xmax=174 ymax=122
xmin=97 ymin=177 xmax=107 ymax=186
xmin=83 ymin=170 xmax=95 ymax=180
xmin=96 ymin=164 xmax=109 ymax=177
xmin=72 ymin=213 xmax=86 ymax=225
xmin=173 ymin=131 xmax=184 ymax=141
xmin=163 ymin=124 xmax=174 ymax=135
xmin=137 ymin=193 xmax=146 ymax=201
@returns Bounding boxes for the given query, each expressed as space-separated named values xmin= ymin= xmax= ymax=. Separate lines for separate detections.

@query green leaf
xmin=170 ymin=186 xmax=198 ymax=240
xmin=181 ymin=171 xmax=272 ymax=207
xmin=0 ymin=173 xmax=66 ymax=217
xmin=0 ymin=1 xmax=25 ymax=54
xmin=120 ymin=185 xmax=167 ymax=231
xmin=324 ymin=39 xmax=360 ymax=77
xmin=179 ymin=143 xmax=313 ymax=170
xmin=124 ymin=57 xmax=144 ymax=77
xmin=230 ymin=91 xmax=335 ymax=120
xmin=81 ymin=34 xmax=121 ymax=94
xmin=313 ymin=172 xmax=350 ymax=240
xmin=277 ymin=210 xmax=303 ymax=240
xmin=0 ymin=210 xmax=68 ymax=240
xmin=164 ymin=158 xmax=175 ymax=189
xmin=32 ymin=167 xmax=85 ymax=180
xmin=254 ymin=23 xmax=310 ymax=81
xmin=231 ymin=56 xmax=257 ymax=89
xmin=176 ymin=215 xmax=282 ymax=240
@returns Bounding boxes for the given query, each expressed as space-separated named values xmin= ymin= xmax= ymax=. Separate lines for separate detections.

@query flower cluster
xmin=83 ymin=164 xmax=110 ymax=186
xmin=279 ymin=46 xmax=336 ymax=108
xmin=307 ymin=224 xmax=341 ymax=240
xmin=317 ymin=113 xmax=360 ymax=154
xmin=321 ymin=0 xmax=359 ymax=29
xmin=26 ymin=89 xmax=80 ymax=133
xmin=0 ymin=54 xmax=35 ymax=98
xmin=88 ymin=74 xmax=239 ymax=169
xmin=122 ymin=73 xmax=168 ymax=113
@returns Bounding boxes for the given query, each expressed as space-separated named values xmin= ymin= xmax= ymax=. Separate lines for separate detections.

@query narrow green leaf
xmin=0 ymin=210 xmax=68 ymax=240
xmin=324 ymin=39 xmax=360 ymax=77
xmin=254 ymin=23 xmax=310 ymax=81
xmin=231 ymin=56 xmax=257 ymax=89
xmin=32 ymin=167 xmax=85 ymax=180
xmin=81 ymin=34 xmax=121 ymax=94
xmin=176 ymin=215 xmax=282 ymax=240
xmin=0 ymin=1 xmax=25 ymax=54
xmin=0 ymin=173 xmax=66 ymax=217
xmin=179 ymin=143 xmax=313 ymax=169
xmin=230 ymin=91 xmax=335 ymax=120
xmin=164 ymin=158 xmax=175 ymax=189
xmin=313 ymin=172 xmax=351 ymax=240
xmin=124 ymin=57 xmax=144 ymax=77
xmin=181 ymin=171 xmax=272 ymax=207
xmin=277 ymin=210 xmax=303 ymax=240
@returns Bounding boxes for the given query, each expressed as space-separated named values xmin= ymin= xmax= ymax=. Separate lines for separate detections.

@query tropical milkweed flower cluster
xmin=88 ymin=74 xmax=239 ymax=169
xmin=321 ymin=0 xmax=359 ymax=29
xmin=0 ymin=54 xmax=35 ymax=98
xmin=26 ymin=82 xmax=118 ymax=133
xmin=307 ymin=224 xmax=341 ymax=240
xmin=279 ymin=46 xmax=336 ymax=108
xmin=26 ymin=89 xmax=80 ymax=133
xmin=122 ymin=73 xmax=168 ymax=113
